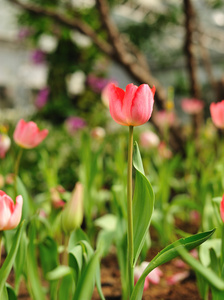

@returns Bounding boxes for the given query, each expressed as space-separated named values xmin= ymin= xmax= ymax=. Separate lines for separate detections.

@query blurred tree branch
xmin=8 ymin=0 xmax=185 ymax=151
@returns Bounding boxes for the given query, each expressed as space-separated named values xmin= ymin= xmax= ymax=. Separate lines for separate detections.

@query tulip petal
xmin=6 ymin=195 xmax=23 ymax=230
xmin=0 ymin=194 xmax=14 ymax=230
xmin=130 ymin=84 xmax=154 ymax=126
xmin=108 ymin=84 xmax=127 ymax=126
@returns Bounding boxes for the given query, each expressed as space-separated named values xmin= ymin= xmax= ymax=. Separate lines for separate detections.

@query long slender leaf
xmin=0 ymin=221 xmax=25 ymax=297
xmin=73 ymin=250 xmax=100 ymax=300
xmin=26 ymin=221 xmax=46 ymax=300
xmin=133 ymin=142 xmax=154 ymax=265
xmin=131 ymin=229 xmax=215 ymax=300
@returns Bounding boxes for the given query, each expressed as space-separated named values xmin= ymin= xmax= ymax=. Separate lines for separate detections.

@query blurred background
xmin=0 ymin=0 xmax=224 ymax=127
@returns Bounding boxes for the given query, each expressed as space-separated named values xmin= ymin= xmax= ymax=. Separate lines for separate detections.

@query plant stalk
xmin=14 ymin=148 xmax=23 ymax=197
xmin=127 ymin=126 xmax=134 ymax=298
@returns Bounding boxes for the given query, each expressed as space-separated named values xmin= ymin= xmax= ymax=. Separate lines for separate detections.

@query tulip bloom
xmin=220 ymin=195 xmax=224 ymax=223
xmin=108 ymin=83 xmax=155 ymax=127
xmin=181 ymin=98 xmax=204 ymax=115
xmin=210 ymin=100 xmax=224 ymax=129
xmin=0 ymin=191 xmax=23 ymax=231
xmin=13 ymin=119 xmax=48 ymax=149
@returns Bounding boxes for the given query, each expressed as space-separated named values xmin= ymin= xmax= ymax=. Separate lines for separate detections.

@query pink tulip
xmin=166 ymin=271 xmax=190 ymax=285
xmin=0 ymin=134 xmax=11 ymax=158
xmin=134 ymin=261 xmax=163 ymax=291
xmin=0 ymin=190 xmax=23 ymax=231
xmin=153 ymin=110 xmax=176 ymax=128
xmin=13 ymin=119 xmax=48 ymax=149
xmin=139 ymin=130 xmax=160 ymax=149
xmin=210 ymin=100 xmax=224 ymax=129
xmin=108 ymin=83 xmax=155 ymax=127
xmin=181 ymin=98 xmax=204 ymax=115
xmin=220 ymin=195 xmax=224 ymax=223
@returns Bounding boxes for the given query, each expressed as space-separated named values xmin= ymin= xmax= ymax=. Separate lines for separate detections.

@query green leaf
xmin=131 ymin=229 xmax=216 ymax=300
xmin=0 ymin=221 xmax=25 ymax=298
xmin=6 ymin=283 xmax=17 ymax=300
xmin=199 ymin=239 xmax=221 ymax=267
xmin=38 ymin=236 xmax=58 ymax=276
xmin=26 ymin=221 xmax=46 ymax=300
xmin=133 ymin=142 xmax=154 ymax=265
xmin=73 ymin=250 xmax=100 ymax=300
xmin=94 ymin=214 xmax=117 ymax=231
xmin=16 ymin=176 xmax=33 ymax=219
xmin=46 ymin=265 xmax=73 ymax=281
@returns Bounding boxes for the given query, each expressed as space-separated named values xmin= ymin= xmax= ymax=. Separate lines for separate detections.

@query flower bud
xmin=61 ymin=182 xmax=83 ymax=234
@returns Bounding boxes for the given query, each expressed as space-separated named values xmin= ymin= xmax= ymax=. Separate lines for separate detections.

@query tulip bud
xmin=61 ymin=182 xmax=83 ymax=234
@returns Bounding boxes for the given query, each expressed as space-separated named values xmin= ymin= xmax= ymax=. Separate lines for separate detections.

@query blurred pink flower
xmin=220 ymin=195 xmax=224 ymax=222
xmin=139 ymin=130 xmax=160 ymax=149
xmin=0 ymin=134 xmax=11 ymax=158
xmin=174 ymin=249 xmax=198 ymax=268
xmin=87 ymin=75 xmax=113 ymax=93
xmin=134 ymin=261 xmax=163 ymax=291
xmin=0 ymin=190 xmax=23 ymax=231
xmin=65 ymin=116 xmax=87 ymax=135
xmin=13 ymin=119 xmax=48 ymax=149
xmin=210 ymin=100 xmax=224 ymax=129
xmin=50 ymin=186 xmax=66 ymax=209
xmin=181 ymin=98 xmax=204 ymax=115
xmin=154 ymin=110 xmax=176 ymax=128
xmin=167 ymin=271 xmax=190 ymax=285
xmin=31 ymin=49 xmax=46 ymax=64
xmin=18 ymin=27 xmax=33 ymax=40
xmin=35 ymin=87 xmax=50 ymax=109
xmin=158 ymin=142 xmax=172 ymax=159
xmin=91 ymin=127 xmax=106 ymax=140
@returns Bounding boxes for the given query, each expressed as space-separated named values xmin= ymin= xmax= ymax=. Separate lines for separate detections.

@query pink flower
xmin=153 ymin=110 xmax=176 ymax=128
xmin=158 ymin=142 xmax=173 ymax=159
xmin=13 ymin=119 xmax=48 ymax=149
xmin=0 ymin=190 xmax=23 ymax=230
xmin=50 ymin=186 xmax=66 ymax=209
xmin=220 ymin=195 xmax=224 ymax=223
xmin=65 ymin=116 xmax=86 ymax=135
xmin=139 ymin=130 xmax=160 ymax=149
xmin=134 ymin=261 xmax=163 ymax=291
xmin=210 ymin=100 xmax=224 ymax=129
xmin=166 ymin=271 xmax=190 ymax=285
xmin=181 ymin=98 xmax=204 ymax=115
xmin=108 ymin=83 xmax=155 ymax=127
xmin=0 ymin=134 xmax=11 ymax=158
xmin=35 ymin=87 xmax=50 ymax=109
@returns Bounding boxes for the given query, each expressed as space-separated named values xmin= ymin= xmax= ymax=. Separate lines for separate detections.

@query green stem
xmin=0 ymin=231 xmax=3 ymax=266
xmin=221 ymin=223 xmax=224 ymax=270
xmin=14 ymin=148 xmax=23 ymax=197
xmin=62 ymin=234 xmax=69 ymax=266
xmin=127 ymin=126 xmax=134 ymax=298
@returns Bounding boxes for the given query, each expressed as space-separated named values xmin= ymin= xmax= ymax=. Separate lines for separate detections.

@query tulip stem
xmin=0 ymin=231 xmax=3 ymax=266
xmin=127 ymin=125 xmax=134 ymax=298
xmin=14 ymin=148 xmax=23 ymax=197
